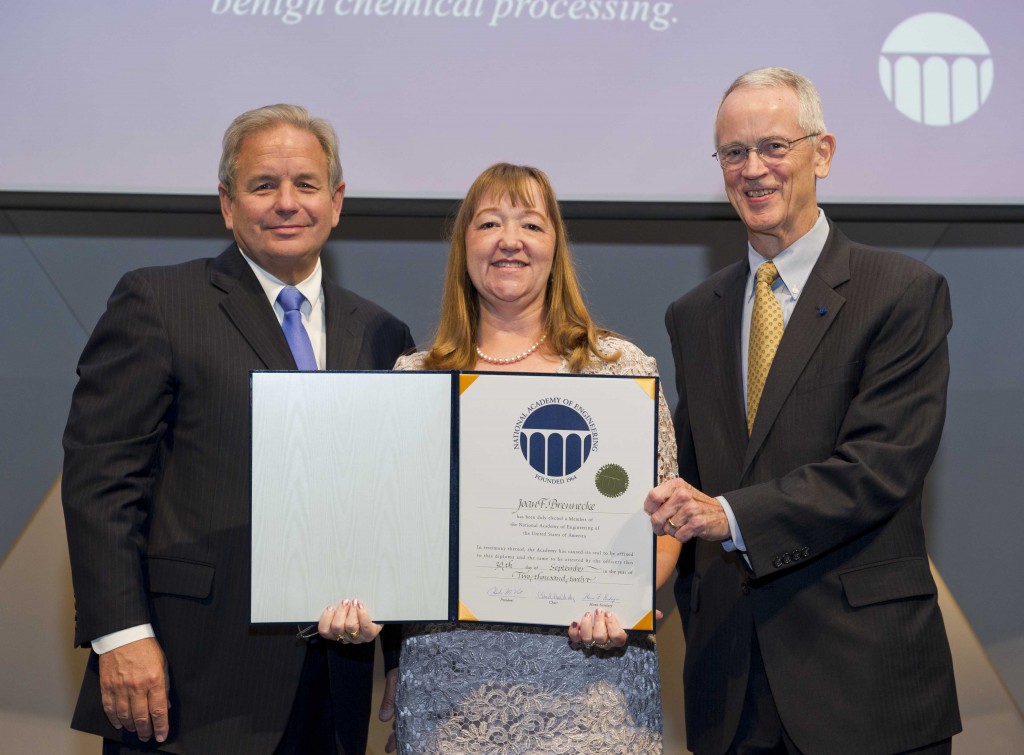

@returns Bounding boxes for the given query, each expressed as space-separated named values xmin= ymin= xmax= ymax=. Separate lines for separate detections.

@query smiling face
xmin=465 ymin=179 xmax=556 ymax=318
xmin=219 ymin=123 xmax=344 ymax=283
xmin=715 ymin=85 xmax=835 ymax=258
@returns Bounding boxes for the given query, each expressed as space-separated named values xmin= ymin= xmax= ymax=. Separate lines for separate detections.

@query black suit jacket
xmin=666 ymin=222 xmax=960 ymax=754
xmin=62 ymin=245 xmax=413 ymax=753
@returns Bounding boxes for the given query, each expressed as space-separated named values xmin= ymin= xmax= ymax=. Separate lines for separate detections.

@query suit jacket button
xmin=782 ymin=553 xmax=792 ymax=564
xmin=772 ymin=556 xmax=783 ymax=568
xmin=741 ymin=582 xmax=751 ymax=596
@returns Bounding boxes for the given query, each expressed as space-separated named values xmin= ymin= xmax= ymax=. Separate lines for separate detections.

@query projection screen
xmin=1 ymin=2 xmax=1019 ymax=205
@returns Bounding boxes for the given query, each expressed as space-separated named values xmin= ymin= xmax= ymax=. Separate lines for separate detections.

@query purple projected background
xmin=1 ymin=0 xmax=1020 ymax=204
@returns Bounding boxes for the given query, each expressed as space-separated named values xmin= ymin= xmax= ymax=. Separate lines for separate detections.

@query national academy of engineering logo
xmin=517 ymin=402 xmax=595 ymax=478
xmin=879 ymin=12 xmax=993 ymax=126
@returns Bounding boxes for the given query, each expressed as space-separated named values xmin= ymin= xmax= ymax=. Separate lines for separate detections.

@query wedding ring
xmin=335 ymin=634 xmax=345 ymax=642
xmin=667 ymin=517 xmax=681 ymax=529
xmin=595 ymin=640 xmax=612 ymax=650
xmin=347 ymin=630 xmax=361 ymax=640
xmin=583 ymin=640 xmax=595 ymax=649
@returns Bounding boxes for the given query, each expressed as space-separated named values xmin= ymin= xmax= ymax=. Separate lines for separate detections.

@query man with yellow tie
xmin=645 ymin=68 xmax=960 ymax=754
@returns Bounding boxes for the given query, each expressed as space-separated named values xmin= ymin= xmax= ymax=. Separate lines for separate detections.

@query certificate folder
xmin=251 ymin=370 xmax=658 ymax=630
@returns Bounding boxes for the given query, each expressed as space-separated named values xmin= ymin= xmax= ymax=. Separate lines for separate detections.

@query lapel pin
xmin=817 ymin=307 xmax=828 ymax=316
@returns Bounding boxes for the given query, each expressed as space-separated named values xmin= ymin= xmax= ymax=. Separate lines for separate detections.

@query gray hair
xmin=218 ymin=104 xmax=342 ymax=196
xmin=715 ymin=67 xmax=827 ymax=143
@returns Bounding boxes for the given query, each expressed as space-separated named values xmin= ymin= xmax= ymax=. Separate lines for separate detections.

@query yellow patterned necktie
xmin=747 ymin=261 xmax=783 ymax=434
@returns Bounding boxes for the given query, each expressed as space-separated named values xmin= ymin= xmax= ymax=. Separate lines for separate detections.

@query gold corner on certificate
xmin=458 ymin=373 xmax=657 ymax=628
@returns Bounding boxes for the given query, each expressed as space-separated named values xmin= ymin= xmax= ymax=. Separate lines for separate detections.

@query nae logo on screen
xmin=513 ymin=399 xmax=597 ymax=482
xmin=879 ymin=13 xmax=993 ymax=126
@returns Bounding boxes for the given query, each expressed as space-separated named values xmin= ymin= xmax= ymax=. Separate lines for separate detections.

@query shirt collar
xmin=745 ymin=209 xmax=829 ymax=303
xmin=238 ymin=247 xmax=323 ymax=311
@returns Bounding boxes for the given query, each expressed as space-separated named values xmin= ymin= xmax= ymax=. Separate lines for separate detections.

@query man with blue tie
xmin=645 ymin=68 xmax=960 ymax=754
xmin=62 ymin=104 xmax=413 ymax=754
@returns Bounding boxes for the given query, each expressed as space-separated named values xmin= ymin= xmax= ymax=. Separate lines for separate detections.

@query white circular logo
xmin=879 ymin=12 xmax=993 ymax=126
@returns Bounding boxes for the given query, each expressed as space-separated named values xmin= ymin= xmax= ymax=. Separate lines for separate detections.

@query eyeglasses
xmin=713 ymin=134 xmax=820 ymax=168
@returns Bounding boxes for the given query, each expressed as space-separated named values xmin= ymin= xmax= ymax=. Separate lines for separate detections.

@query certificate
xmin=250 ymin=371 xmax=657 ymax=630
xmin=457 ymin=373 xmax=657 ymax=630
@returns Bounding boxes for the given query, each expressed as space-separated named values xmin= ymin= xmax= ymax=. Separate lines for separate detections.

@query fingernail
xmin=325 ymin=605 xmax=334 ymax=612
xmin=342 ymin=599 xmax=350 ymax=607
xmin=570 ymin=621 xmax=579 ymax=629
xmin=354 ymin=599 xmax=362 ymax=608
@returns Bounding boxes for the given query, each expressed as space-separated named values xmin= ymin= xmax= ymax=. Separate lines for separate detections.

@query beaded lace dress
xmin=393 ymin=337 xmax=678 ymax=754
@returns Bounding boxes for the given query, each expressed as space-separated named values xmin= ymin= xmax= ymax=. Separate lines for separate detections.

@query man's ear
xmin=331 ymin=181 xmax=346 ymax=228
xmin=814 ymin=134 xmax=836 ymax=180
xmin=219 ymin=183 xmax=234 ymax=230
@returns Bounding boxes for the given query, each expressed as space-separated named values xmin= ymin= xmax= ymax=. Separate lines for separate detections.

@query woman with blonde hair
xmin=321 ymin=163 xmax=680 ymax=753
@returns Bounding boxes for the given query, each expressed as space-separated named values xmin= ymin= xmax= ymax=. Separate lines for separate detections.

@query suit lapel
xmin=323 ymin=283 xmax=364 ymax=370
xmin=742 ymin=224 xmax=851 ymax=476
xmin=707 ymin=261 xmax=749 ymax=467
xmin=210 ymin=245 xmax=297 ymax=370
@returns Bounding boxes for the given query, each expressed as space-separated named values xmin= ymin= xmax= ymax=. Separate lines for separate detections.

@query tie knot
xmin=755 ymin=261 xmax=779 ymax=287
xmin=277 ymin=287 xmax=306 ymax=314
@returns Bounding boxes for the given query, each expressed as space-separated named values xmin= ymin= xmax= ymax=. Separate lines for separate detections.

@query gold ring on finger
xmin=667 ymin=517 xmax=681 ymax=529
xmin=347 ymin=631 xmax=361 ymax=640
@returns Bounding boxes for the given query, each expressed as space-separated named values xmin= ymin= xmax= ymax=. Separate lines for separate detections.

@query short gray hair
xmin=715 ymin=67 xmax=827 ymax=143
xmin=218 ymin=104 xmax=342 ymax=196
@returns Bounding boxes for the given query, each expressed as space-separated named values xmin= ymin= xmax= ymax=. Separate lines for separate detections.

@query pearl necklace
xmin=475 ymin=334 xmax=547 ymax=365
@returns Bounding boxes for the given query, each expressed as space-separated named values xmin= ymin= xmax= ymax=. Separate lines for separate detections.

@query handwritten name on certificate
xmin=456 ymin=373 xmax=657 ymax=630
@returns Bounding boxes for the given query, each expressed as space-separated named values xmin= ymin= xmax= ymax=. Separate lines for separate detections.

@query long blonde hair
xmin=422 ymin=163 xmax=617 ymax=372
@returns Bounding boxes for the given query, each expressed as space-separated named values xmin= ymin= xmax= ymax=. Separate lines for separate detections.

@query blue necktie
xmin=277 ymin=287 xmax=318 ymax=371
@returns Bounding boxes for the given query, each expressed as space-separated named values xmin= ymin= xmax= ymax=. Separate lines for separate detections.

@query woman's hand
xmin=568 ymin=608 xmax=627 ymax=651
xmin=317 ymin=599 xmax=382 ymax=644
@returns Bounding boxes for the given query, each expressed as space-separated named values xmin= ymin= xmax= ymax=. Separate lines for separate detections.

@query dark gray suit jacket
xmin=62 ymin=245 xmax=413 ymax=753
xmin=666 ymin=222 xmax=960 ymax=754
